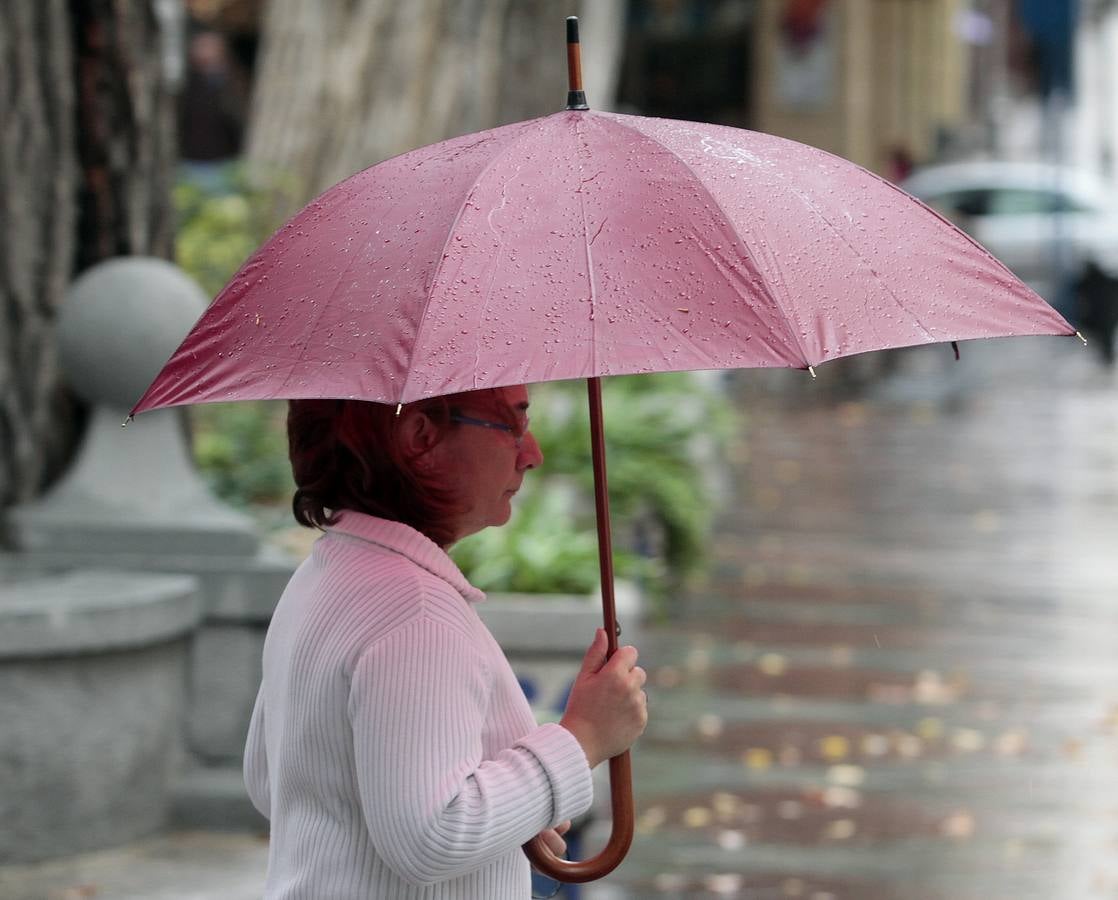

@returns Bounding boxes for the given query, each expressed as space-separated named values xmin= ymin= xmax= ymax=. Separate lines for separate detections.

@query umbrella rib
xmin=399 ymin=117 xmax=547 ymax=402
xmin=574 ymin=115 xmax=600 ymax=372
xmin=775 ymin=169 xmax=940 ymax=343
xmin=593 ymin=113 xmax=811 ymax=366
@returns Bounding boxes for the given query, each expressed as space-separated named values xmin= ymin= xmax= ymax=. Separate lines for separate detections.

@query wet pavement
xmin=3 ymin=335 xmax=1116 ymax=900
xmin=586 ymin=336 xmax=1118 ymax=899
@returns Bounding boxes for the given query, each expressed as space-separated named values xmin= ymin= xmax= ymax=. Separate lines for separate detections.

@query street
xmin=589 ymin=335 xmax=1118 ymax=899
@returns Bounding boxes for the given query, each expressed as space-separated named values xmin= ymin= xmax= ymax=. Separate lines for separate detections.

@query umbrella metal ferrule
xmin=566 ymin=90 xmax=589 ymax=110
xmin=808 ymin=366 xmax=817 ymax=379
xmin=1076 ymin=330 xmax=1088 ymax=345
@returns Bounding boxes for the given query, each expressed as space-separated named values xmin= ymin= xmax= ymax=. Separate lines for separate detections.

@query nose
xmin=518 ymin=430 xmax=543 ymax=470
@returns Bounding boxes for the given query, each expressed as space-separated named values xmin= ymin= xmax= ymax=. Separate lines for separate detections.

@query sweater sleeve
xmin=348 ymin=614 xmax=593 ymax=887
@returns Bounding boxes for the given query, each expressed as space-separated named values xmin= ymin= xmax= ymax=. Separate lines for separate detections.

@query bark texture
xmin=0 ymin=0 xmax=177 ymax=511
xmin=247 ymin=0 xmax=623 ymax=206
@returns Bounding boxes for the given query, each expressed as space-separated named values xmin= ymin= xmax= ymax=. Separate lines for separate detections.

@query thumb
xmin=580 ymin=628 xmax=608 ymax=674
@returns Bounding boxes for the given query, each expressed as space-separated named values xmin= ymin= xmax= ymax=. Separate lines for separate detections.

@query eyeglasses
xmin=449 ymin=412 xmax=528 ymax=448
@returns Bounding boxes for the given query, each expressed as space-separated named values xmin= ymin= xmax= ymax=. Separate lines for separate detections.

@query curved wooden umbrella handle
xmin=523 ymin=376 xmax=636 ymax=882
xmin=523 ymin=751 xmax=634 ymax=883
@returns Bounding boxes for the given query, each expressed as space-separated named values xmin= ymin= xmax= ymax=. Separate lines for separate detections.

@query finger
xmin=539 ymin=828 xmax=567 ymax=857
xmin=580 ymin=628 xmax=608 ymax=673
xmin=555 ymin=819 xmax=572 ymax=836
xmin=631 ymin=665 xmax=647 ymax=687
xmin=605 ymin=645 xmax=639 ymax=672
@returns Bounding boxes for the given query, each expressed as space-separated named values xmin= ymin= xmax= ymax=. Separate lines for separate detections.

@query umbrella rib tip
xmin=1076 ymin=330 xmax=1089 ymax=346
xmin=808 ymin=365 xmax=817 ymax=379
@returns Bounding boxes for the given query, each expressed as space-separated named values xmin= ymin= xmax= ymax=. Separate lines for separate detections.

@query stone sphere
xmin=58 ymin=257 xmax=209 ymax=408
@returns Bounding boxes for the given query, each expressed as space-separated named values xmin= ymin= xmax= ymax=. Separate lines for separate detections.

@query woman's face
xmin=436 ymin=384 xmax=543 ymax=543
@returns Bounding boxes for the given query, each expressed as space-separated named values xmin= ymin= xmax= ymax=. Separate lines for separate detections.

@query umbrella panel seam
xmin=594 ymin=112 xmax=811 ymax=367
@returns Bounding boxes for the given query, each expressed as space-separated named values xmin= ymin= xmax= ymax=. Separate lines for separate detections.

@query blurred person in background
xmin=1072 ymin=262 xmax=1118 ymax=366
xmin=243 ymin=386 xmax=648 ymax=899
xmin=178 ymin=28 xmax=247 ymax=193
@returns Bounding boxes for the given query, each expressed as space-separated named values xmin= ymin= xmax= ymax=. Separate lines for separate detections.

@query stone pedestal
xmin=0 ymin=570 xmax=201 ymax=863
xmin=6 ymin=258 xmax=295 ymax=838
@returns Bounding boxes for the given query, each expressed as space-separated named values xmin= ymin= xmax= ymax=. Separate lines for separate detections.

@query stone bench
xmin=0 ymin=569 xmax=201 ymax=863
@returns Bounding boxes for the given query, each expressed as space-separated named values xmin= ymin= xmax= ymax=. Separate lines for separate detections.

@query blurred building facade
xmin=752 ymin=0 xmax=969 ymax=175
xmin=1073 ymin=0 xmax=1118 ymax=177
xmin=617 ymin=0 xmax=981 ymax=176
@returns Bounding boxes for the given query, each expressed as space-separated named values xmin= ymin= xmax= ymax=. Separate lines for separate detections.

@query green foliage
xmin=531 ymin=373 xmax=733 ymax=576
xmin=191 ymin=401 xmax=293 ymax=506
xmin=173 ymin=168 xmax=287 ymax=298
xmin=453 ymin=373 xmax=735 ymax=598
xmin=175 ymin=166 xmax=298 ymax=507
xmin=451 ymin=481 xmax=631 ymax=595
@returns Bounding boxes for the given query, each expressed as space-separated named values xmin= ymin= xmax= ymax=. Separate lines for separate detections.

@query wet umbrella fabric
xmin=131 ymin=110 xmax=1071 ymax=415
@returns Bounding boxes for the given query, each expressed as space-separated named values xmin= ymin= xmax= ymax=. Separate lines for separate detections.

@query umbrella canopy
xmin=132 ymin=113 xmax=1070 ymax=416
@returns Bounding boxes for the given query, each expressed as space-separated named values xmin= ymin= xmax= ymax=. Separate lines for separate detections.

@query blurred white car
xmin=901 ymin=160 xmax=1118 ymax=304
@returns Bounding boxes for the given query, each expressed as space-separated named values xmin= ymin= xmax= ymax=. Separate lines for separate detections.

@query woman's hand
xmin=559 ymin=628 xmax=648 ymax=769
xmin=534 ymin=819 xmax=571 ymax=859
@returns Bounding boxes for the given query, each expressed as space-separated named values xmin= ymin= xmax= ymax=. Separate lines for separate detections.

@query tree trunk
xmin=0 ymin=0 xmax=178 ymax=513
xmin=246 ymin=0 xmax=624 ymax=207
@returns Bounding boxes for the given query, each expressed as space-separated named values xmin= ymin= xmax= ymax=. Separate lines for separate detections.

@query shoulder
xmin=311 ymin=530 xmax=482 ymax=647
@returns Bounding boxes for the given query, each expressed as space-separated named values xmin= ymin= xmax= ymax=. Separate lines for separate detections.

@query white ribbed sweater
xmin=244 ymin=511 xmax=593 ymax=899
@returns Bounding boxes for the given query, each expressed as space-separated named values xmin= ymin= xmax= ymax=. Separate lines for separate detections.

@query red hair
xmin=288 ymin=389 xmax=519 ymax=546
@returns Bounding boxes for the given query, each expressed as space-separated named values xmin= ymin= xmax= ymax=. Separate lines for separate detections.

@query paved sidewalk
xmin=0 ymin=832 xmax=268 ymax=900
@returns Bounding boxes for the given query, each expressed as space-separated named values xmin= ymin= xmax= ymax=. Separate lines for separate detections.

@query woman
xmin=244 ymin=384 xmax=648 ymax=899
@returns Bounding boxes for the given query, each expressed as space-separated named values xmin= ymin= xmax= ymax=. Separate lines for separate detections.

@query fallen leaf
xmin=940 ymin=809 xmax=976 ymax=838
xmin=950 ymin=728 xmax=986 ymax=753
xmin=704 ymin=873 xmax=744 ymax=894
xmin=711 ymin=792 xmax=741 ymax=820
xmin=758 ymin=653 xmax=787 ymax=676
xmin=823 ymin=818 xmax=857 ymax=840
xmin=696 ymin=713 xmax=724 ymax=739
xmin=743 ymin=747 xmax=773 ymax=770
xmin=682 ymin=806 xmax=713 ymax=828
xmin=777 ymin=799 xmax=804 ymax=820
xmin=894 ymin=733 xmax=924 ymax=759
xmin=917 ymin=717 xmax=945 ymax=740
xmin=821 ymin=786 xmax=862 ymax=809
xmin=637 ymin=805 xmax=667 ymax=833
xmin=994 ymin=729 xmax=1029 ymax=757
xmin=819 ymin=734 xmax=850 ymax=761
xmin=654 ymin=872 xmax=688 ymax=891
xmin=827 ymin=764 xmax=866 ymax=786
xmin=716 ymin=829 xmax=746 ymax=850
xmin=861 ymin=733 xmax=890 ymax=757
xmin=653 ymin=665 xmax=682 ymax=688
xmin=779 ymin=744 xmax=803 ymax=767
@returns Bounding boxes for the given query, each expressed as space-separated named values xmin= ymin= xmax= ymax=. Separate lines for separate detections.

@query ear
xmin=397 ymin=408 xmax=440 ymax=459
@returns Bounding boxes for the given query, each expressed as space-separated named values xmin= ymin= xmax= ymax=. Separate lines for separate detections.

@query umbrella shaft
xmin=587 ymin=377 xmax=618 ymax=656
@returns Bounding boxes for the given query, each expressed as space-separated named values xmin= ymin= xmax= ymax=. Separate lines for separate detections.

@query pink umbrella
xmin=133 ymin=18 xmax=1074 ymax=884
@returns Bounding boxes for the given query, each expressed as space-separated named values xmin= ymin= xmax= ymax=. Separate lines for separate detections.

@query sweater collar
xmin=325 ymin=511 xmax=486 ymax=604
